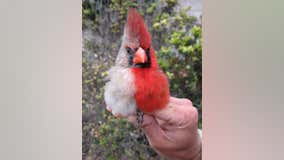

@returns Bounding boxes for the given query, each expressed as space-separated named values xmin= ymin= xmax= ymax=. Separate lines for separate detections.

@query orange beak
xmin=133 ymin=47 xmax=147 ymax=64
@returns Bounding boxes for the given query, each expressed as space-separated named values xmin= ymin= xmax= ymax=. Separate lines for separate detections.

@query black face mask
xmin=127 ymin=47 xmax=151 ymax=68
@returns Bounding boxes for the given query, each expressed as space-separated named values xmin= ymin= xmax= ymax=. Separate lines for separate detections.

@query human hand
xmin=128 ymin=97 xmax=202 ymax=160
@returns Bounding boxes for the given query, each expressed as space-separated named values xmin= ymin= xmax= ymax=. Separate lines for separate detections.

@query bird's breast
xmin=104 ymin=66 xmax=137 ymax=116
xmin=131 ymin=68 xmax=170 ymax=113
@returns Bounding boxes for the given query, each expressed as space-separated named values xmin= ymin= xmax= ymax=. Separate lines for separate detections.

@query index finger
xmin=170 ymin=97 xmax=193 ymax=106
xmin=152 ymin=102 xmax=177 ymax=123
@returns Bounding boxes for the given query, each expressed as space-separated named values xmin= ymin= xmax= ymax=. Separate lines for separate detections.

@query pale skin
xmin=107 ymin=97 xmax=202 ymax=160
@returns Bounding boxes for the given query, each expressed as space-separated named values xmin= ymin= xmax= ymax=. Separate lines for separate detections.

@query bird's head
xmin=115 ymin=8 xmax=158 ymax=69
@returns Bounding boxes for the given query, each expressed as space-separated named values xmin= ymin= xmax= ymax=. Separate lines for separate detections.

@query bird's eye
xmin=126 ymin=47 xmax=132 ymax=54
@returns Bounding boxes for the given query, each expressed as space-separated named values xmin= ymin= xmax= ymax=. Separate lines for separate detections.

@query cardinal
xmin=104 ymin=8 xmax=170 ymax=121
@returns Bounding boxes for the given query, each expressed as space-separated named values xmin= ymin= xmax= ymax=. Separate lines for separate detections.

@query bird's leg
xmin=136 ymin=110 xmax=149 ymax=146
xmin=136 ymin=109 xmax=144 ymax=127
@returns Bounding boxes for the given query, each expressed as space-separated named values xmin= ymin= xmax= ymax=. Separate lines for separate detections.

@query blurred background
xmin=82 ymin=0 xmax=202 ymax=159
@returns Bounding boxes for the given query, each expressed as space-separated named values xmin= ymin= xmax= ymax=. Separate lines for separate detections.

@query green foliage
xmin=157 ymin=26 xmax=202 ymax=122
xmin=83 ymin=0 xmax=202 ymax=159
xmin=146 ymin=3 xmax=156 ymax=14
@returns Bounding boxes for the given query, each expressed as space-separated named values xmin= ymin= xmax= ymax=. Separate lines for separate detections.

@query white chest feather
xmin=104 ymin=66 xmax=137 ymax=117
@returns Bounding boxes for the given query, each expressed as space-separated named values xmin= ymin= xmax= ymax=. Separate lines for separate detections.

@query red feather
xmin=127 ymin=8 xmax=170 ymax=113
xmin=126 ymin=8 xmax=151 ymax=49
xmin=132 ymin=48 xmax=170 ymax=113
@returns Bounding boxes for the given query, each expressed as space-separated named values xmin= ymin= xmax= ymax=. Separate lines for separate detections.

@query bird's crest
xmin=125 ymin=8 xmax=151 ymax=49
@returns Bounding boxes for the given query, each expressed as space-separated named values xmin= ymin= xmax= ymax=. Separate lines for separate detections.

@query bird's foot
xmin=136 ymin=110 xmax=144 ymax=127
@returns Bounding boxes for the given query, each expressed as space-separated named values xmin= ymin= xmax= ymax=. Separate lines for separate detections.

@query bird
xmin=104 ymin=8 xmax=170 ymax=119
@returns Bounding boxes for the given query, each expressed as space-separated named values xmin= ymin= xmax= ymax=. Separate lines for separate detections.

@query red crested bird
xmin=104 ymin=8 xmax=170 ymax=118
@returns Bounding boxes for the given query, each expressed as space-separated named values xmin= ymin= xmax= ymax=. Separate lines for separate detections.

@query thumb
xmin=142 ymin=114 xmax=175 ymax=147
xmin=152 ymin=103 xmax=175 ymax=123
xmin=141 ymin=114 xmax=162 ymax=139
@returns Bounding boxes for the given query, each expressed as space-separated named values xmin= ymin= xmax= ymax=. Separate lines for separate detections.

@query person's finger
xmin=106 ymin=106 xmax=112 ymax=112
xmin=153 ymin=99 xmax=194 ymax=127
xmin=113 ymin=112 xmax=124 ymax=118
xmin=169 ymin=97 xmax=182 ymax=104
xmin=152 ymin=104 xmax=176 ymax=123
xmin=170 ymin=97 xmax=192 ymax=106
xmin=128 ymin=113 xmax=177 ymax=150
xmin=127 ymin=115 xmax=137 ymax=125
xmin=141 ymin=115 xmax=175 ymax=145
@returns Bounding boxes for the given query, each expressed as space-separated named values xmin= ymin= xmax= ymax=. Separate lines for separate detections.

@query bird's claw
xmin=136 ymin=110 xmax=144 ymax=127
